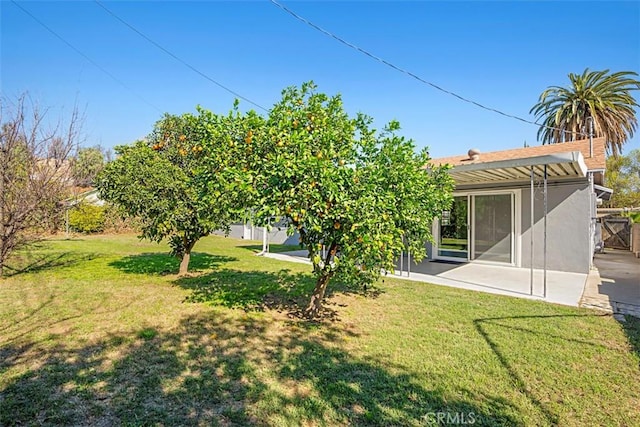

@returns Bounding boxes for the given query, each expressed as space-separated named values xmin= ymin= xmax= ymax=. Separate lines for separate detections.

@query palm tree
xmin=530 ymin=69 xmax=640 ymax=156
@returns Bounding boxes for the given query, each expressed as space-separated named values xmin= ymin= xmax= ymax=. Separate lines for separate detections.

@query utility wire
xmin=270 ymin=0 xmax=588 ymax=138
xmin=10 ymin=0 xmax=163 ymax=114
xmin=94 ymin=0 xmax=269 ymax=112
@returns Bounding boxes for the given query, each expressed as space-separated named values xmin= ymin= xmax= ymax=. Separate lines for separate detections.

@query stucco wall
xmin=520 ymin=181 xmax=591 ymax=273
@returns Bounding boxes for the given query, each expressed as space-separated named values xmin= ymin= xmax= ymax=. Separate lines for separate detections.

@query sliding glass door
xmin=472 ymin=194 xmax=513 ymax=263
xmin=437 ymin=196 xmax=468 ymax=259
xmin=437 ymin=192 xmax=516 ymax=264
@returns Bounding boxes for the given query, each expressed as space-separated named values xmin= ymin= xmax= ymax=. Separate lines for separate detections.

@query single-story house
xmin=424 ymin=137 xmax=609 ymax=274
xmin=231 ymin=137 xmax=609 ymax=276
xmin=63 ymin=188 xmax=105 ymax=207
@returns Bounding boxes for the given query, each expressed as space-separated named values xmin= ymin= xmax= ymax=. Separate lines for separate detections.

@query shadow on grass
xmin=619 ymin=315 xmax=640 ymax=362
xmin=473 ymin=313 xmax=629 ymax=426
xmin=175 ymin=268 xmax=381 ymax=320
xmin=4 ymin=251 xmax=97 ymax=278
xmin=0 ymin=311 xmax=522 ymax=426
xmin=109 ymin=252 xmax=236 ymax=276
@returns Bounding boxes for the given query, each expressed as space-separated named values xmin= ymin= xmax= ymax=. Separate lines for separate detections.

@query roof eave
xmin=447 ymin=151 xmax=589 ymax=186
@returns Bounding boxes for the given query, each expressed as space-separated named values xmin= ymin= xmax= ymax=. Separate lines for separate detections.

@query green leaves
xmin=251 ymin=82 xmax=454 ymax=297
xmin=96 ymin=82 xmax=454 ymax=306
xmin=96 ymin=109 xmax=261 ymax=273
xmin=605 ymin=148 xmax=640 ymax=207
xmin=531 ymin=69 xmax=640 ymax=156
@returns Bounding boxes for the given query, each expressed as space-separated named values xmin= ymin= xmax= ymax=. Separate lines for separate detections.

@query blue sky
xmin=2 ymin=1 xmax=639 ymax=158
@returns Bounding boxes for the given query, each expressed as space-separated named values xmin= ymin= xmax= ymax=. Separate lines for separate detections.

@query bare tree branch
xmin=0 ymin=94 xmax=82 ymax=277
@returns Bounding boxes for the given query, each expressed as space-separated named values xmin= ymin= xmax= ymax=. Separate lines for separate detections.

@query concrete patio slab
xmin=262 ymin=250 xmax=588 ymax=307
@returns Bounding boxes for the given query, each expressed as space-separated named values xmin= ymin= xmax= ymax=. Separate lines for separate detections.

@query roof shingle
xmin=431 ymin=137 xmax=606 ymax=171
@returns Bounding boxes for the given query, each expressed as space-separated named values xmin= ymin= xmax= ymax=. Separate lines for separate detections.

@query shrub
xmin=68 ymin=202 xmax=106 ymax=233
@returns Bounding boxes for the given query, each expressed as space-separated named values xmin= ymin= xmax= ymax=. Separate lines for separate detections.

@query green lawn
xmin=1 ymin=234 xmax=639 ymax=426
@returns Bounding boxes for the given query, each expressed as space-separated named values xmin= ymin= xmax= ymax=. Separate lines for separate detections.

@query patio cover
xmin=446 ymin=151 xmax=588 ymax=186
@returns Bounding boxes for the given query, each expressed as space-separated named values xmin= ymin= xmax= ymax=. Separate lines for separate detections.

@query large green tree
xmin=97 ymin=107 xmax=260 ymax=275
xmin=605 ymin=148 xmax=640 ymax=208
xmin=530 ymin=69 xmax=640 ymax=156
xmin=251 ymin=83 xmax=454 ymax=317
xmin=71 ymin=146 xmax=107 ymax=187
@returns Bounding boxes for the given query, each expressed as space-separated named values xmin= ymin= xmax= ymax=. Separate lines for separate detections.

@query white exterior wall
xmin=520 ymin=181 xmax=591 ymax=273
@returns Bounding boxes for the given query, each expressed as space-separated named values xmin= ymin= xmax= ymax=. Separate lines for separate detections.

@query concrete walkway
xmin=580 ymin=249 xmax=640 ymax=317
xmin=263 ymin=251 xmax=588 ymax=307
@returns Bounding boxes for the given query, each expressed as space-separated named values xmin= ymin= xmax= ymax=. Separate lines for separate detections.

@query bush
xmin=68 ymin=202 xmax=106 ymax=233
xmin=627 ymin=212 xmax=640 ymax=224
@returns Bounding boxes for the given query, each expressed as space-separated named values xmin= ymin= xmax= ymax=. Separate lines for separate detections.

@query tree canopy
xmin=96 ymin=107 xmax=261 ymax=275
xmin=605 ymin=149 xmax=640 ymax=208
xmin=71 ymin=146 xmax=107 ymax=187
xmin=96 ymin=84 xmax=454 ymax=313
xmin=250 ymin=82 xmax=454 ymax=317
xmin=530 ymin=69 xmax=640 ymax=156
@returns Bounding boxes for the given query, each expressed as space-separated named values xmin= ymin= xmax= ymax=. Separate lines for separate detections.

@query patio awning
xmin=447 ymin=151 xmax=588 ymax=186
xmin=594 ymin=184 xmax=613 ymax=201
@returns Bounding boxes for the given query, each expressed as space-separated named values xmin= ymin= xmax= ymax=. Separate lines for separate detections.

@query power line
xmin=94 ymin=0 xmax=269 ymax=112
xmin=10 ymin=0 xmax=163 ymax=114
xmin=269 ymin=0 xmax=588 ymax=138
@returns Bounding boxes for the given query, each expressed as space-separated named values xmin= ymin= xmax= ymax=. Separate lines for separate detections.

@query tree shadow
xmin=175 ymin=268 xmax=381 ymax=320
xmin=0 ymin=311 xmax=523 ymax=426
xmin=4 ymin=252 xmax=97 ymax=278
xmin=269 ymin=337 xmax=523 ymax=426
xmin=0 ymin=314 xmax=260 ymax=426
xmin=618 ymin=314 xmax=640 ymax=362
xmin=473 ymin=313 xmax=637 ymax=426
xmin=109 ymin=252 xmax=236 ymax=276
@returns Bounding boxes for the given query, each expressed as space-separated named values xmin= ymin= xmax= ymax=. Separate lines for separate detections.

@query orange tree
xmin=97 ymin=107 xmax=261 ymax=275
xmin=251 ymin=83 xmax=454 ymax=317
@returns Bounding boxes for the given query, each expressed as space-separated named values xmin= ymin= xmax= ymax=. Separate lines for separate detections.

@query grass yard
xmin=1 ymin=234 xmax=639 ymax=426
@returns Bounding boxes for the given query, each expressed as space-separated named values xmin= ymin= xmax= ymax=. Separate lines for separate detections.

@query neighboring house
xmin=424 ymin=137 xmax=609 ymax=274
xmin=63 ymin=188 xmax=105 ymax=208
xmin=216 ymin=219 xmax=300 ymax=246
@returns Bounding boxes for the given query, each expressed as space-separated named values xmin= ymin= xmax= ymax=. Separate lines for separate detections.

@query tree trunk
xmin=305 ymin=271 xmax=332 ymax=318
xmin=178 ymin=251 xmax=191 ymax=276
xmin=305 ymin=241 xmax=338 ymax=318
xmin=178 ymin=239 xmax=196 ymax=276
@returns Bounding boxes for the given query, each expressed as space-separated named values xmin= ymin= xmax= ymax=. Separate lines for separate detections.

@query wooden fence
xmin=600 ymin=216 xmax=631 ymax=250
